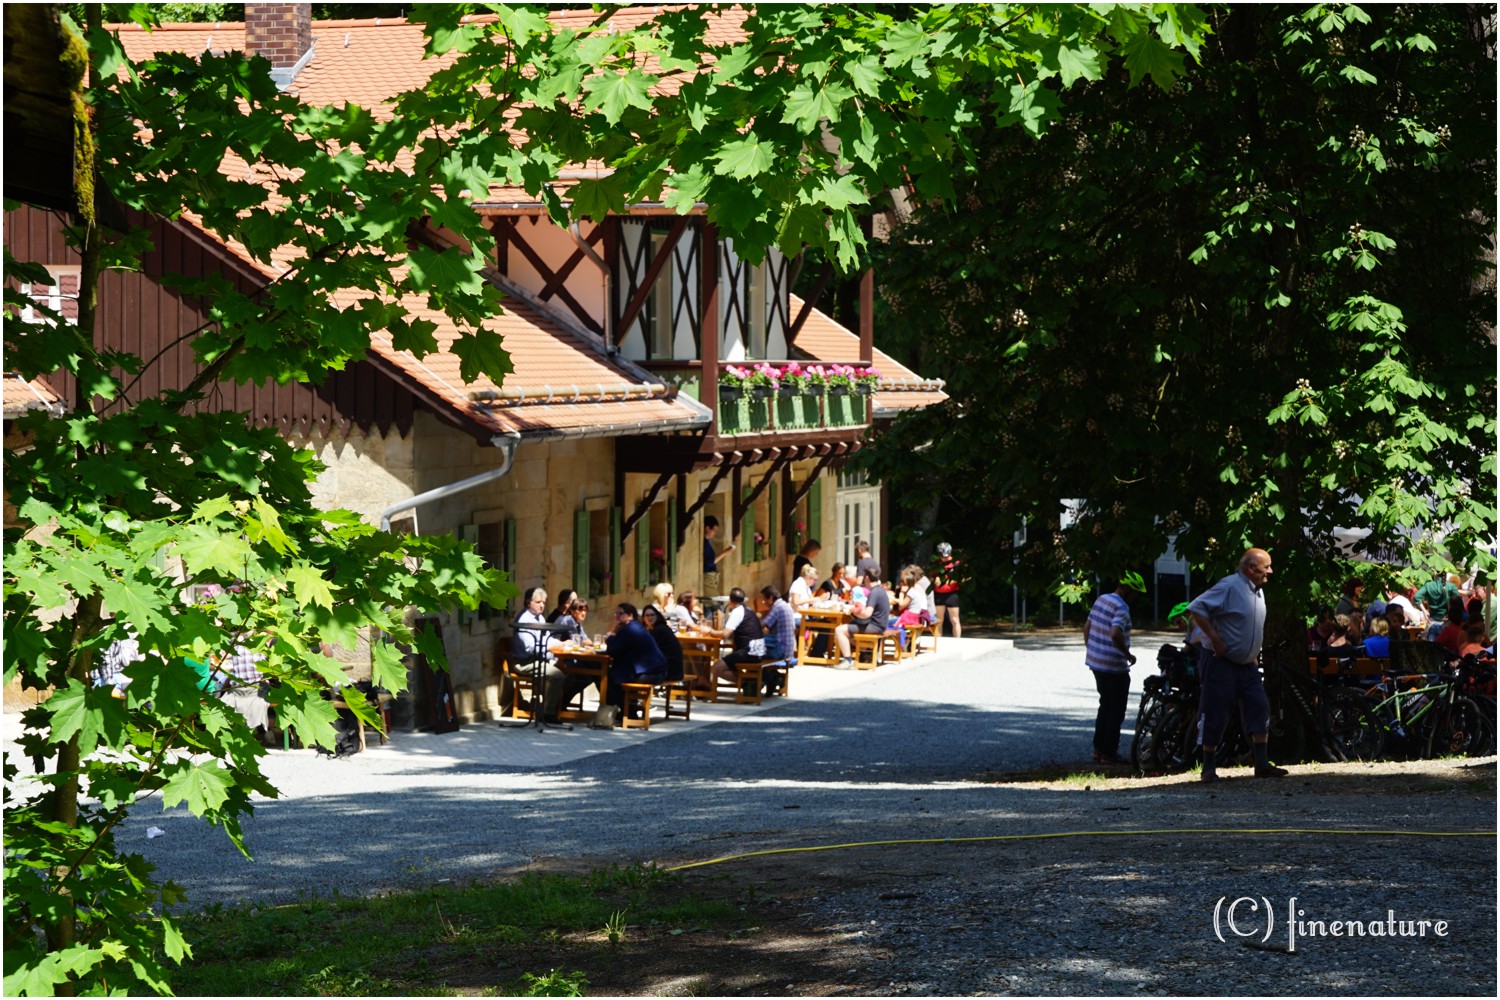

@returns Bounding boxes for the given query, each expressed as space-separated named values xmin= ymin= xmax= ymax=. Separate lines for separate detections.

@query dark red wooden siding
xmin=5 ymin=205 xmax=417 ymax=438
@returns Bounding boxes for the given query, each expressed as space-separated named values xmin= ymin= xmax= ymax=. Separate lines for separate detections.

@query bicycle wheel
xmin=1157 ymin=704 xmax=1198 ymax=771
xmin=1426 ymin=695 xmax=1495 ymax=758
xmin=1320 ymin=688 xmax=1386 ymax=762
xmin=1135 ymin=701 xmax=1195 ymax=773
xmin=1130 ymin=693 xmax=1166 ymax=773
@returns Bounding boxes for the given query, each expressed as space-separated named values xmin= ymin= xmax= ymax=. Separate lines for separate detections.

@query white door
xmin=836 ymin=467 xmax=881 ymax=570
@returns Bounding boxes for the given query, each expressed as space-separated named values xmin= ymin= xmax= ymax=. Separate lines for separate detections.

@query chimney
xmin=245 ymin=3 xmax=314 ymax=89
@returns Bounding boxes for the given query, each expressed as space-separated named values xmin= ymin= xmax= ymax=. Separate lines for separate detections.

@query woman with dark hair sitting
xmin=546 ymin=589 xmax=577 ymax=624
xmin=641 ymin=604 xmax=685 ymax=682
xmin=604 ymin=603 xmax=667 ymax=714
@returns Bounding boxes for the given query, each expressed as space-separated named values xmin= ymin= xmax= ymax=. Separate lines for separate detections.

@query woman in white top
xmin=787 ymin=563 xmax=820 ymax=614
xmin=655 ymin=581 xmax=698 ymax=631
xmin=896 ymin=564 xmax=932 ymax=627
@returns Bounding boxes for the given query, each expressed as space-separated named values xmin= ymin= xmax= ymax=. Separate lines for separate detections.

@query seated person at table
xmin=1434 ymin=596 xmax=1468 ymax=656
xmin=213 ymin=637 xmax=275 ymax=733
xmin=1362 ymin=616 xmax=1392 ymax=658
xmin=513 ymin=587 xmax=571 ymax=722
xmin=546 ymin=589 xmax=577 ymax=624
xmin=1334 ymin=577 xmax=1364 ymax=618
xmin=819 ymin=562 xmax=853 ymax=602
xmin=671 ymin=591 xmax=703 ymax=631
xmin=758 ymin=585 xmax=797 ymax=695
xmin=604 ymin=603 xmax=668 ymax=712
xmin=835 ymin=565 xmax=891 ymax=663
xmin=1307 ymin=606 xmax=1336 ymax=651
xmin=651 ymin=582 xmax=688 ymax=632
xmin=896 ymin=564 xmax=933 ymax=628
xmin=788 ymin=563 xmax=820 ymax=615
xmin=1458 ymin=619 xmax=1493 ymax=660
xmin=703 ymin=588 xmax=767 ymax=693
xmin=641 ymin=604 xmax=685 ymax=682
xmin=560 ymin=598 xmax=590 ymax=643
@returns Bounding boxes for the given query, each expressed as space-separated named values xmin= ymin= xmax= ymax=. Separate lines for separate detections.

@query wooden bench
xmin=620 ymin=683 xmax=655 ymax=729
xmin=908 ymin=622 xmax=937 ymax=655
xmin=660 ymin=678 xmax=692 ymax=720
xmin=1306 ymin=655 xmax=1385 ymax=679
xmin=881 ymin=628 xmax=907 ymax=663
xmin=851 ymin=632 xmax=882 ymax=668
xmin=762 ymin=659 xmax=793 ymax=697
xmin=715 ymin=659 xmax=765 ymax=704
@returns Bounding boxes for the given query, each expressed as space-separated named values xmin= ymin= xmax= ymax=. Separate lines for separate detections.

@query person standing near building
xmin=1084 ymin=572 xmax=1145 ymax=765
xmin=1188 ymin=548 xmax=1289 ymax=783
xmin=703 ymin=515 xmax=735 ymax=595
xmin=853 ymin=540 xmax=879 ymax=587
xmin=931 ymin=542 xmax=963 ymax=639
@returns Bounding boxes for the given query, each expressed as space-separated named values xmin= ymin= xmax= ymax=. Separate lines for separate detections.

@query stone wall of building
xmin=291 ymin=415 xmax=845 ymax=727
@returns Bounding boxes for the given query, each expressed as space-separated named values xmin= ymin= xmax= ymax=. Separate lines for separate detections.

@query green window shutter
xmin=666 ymin=503 xmax=678 ymax=581
xmin=635 ymin=517 xmax=650 ymax=590
xmin=609 ymin=506 xmax=622 ymax=594
xmin=503 ymin=517 xmax=517 ymax=575
xmin=459 ymin=525 xmax=479 ymax=624
xmin=808 ymin=479 xmax=822 ymax=546
xmin=503 ymin=516 xmax=518 ymax=613
xmin=574 ymin=510 xmax=590 ymax=597
xmin=767 ymin=482 xmax=779 ymax=560
xmin=741 ymin=488 xmax=755 ymax=566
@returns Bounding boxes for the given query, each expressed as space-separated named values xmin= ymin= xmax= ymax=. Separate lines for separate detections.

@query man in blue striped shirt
xmin=1085 ymin=571 xmax=1146 ymax=765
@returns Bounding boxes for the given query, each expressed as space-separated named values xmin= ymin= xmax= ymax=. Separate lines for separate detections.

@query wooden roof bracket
xmin=733 ymin=449 xmax=789 ymax=524
xmin=786 ymin=448 xmax=841 ymax=516
xmin=680 ymin=453 xmax=737 ymax=539
xmin=621 ymin=470 xmax=675 ymax=543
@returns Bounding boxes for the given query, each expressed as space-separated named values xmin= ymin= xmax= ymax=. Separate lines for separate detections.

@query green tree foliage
xmin=3 ymin=8 xmax=513 ymax=994
xmin=408 ymin=2 xmax=1208 ymax=270
xmin=864 ymin=3 xmax=1496 ymax=612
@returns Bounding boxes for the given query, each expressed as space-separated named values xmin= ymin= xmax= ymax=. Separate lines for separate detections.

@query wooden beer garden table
xmin=553 ymin=643 xmax=610 ymax=722
xmin=798 ymin=605 xmax=849 ymax=666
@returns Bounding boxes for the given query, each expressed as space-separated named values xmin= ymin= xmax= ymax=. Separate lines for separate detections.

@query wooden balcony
xmin=640 ymin=361 xmax=871 ymax=437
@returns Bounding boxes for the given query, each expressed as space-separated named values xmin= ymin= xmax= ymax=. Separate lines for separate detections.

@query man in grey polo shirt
xmin=1188 ymin=547 xmax=1288 ymax=783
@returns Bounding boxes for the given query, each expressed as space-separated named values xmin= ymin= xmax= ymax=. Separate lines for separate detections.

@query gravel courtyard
xmin=8 ymin=634 xmax=1493 ymax=995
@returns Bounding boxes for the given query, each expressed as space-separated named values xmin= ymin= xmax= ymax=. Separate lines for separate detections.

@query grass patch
xmin=168 ymin=864 xmax=749 ymax=997
xmin=977 ymin=762 xmax=1130 ymax=785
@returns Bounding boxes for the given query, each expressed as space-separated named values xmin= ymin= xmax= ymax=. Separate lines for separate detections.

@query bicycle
xmin=1130 ymin=642 xmax=1255 ymax=773
xmin=1260 ymin=646 xmax=1387 ymax=763
xmin=1354 ymin=655 xmax=1496 ymax=759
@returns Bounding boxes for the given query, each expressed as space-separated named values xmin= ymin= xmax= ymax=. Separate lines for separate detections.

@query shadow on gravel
xmin=130 ymin=683 xmax=1495 ymax=914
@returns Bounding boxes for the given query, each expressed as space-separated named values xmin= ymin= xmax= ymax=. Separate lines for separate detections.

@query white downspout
xmin=379 ymin=432 xmax=521 ymax=532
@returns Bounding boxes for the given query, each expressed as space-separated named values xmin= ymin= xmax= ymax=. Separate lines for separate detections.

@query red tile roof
xmin=3 ymin=373 xmax=63 ymax=418
xmin=107 ymin=10 xmax=936 ymax=436
xmin=788 ymin=296 xmax=947 ymax=417
xmin=334 ymin=278 xmax=707 ymax=439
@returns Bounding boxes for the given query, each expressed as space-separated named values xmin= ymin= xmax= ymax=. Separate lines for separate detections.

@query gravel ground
xmin=8 ymin=633 xmax=1493 ymax=995
xmin=764 ymin=764 xmax=1495 ymax=996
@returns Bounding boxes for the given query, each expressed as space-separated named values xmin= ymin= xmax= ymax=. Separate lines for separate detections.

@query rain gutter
xmin=378 ymin=431 xmax=521 ymax=533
